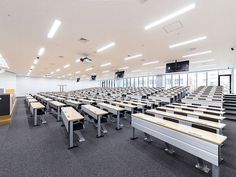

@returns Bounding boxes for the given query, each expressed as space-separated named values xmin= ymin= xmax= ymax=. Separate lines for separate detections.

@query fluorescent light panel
xmin=48 ymin=19 xmax=61 ymax=38
xmin=155 ymin=66 xmax=165 ymax=69
xmin=63 ymin=64 xmax=70 ymax=68
xmin=56 ymin=68 xmax=61 ymax=72
xmin=142 ymin=60 xmax=159 ymax=66
xmin=145 ymin=3 xmax=196 ymax=30
xmin=102 ymin=70 xmax=110 ymax=73
xmin=75 ymin=71 xmax=80 ymax=74
xmin=191 ymin=59 xmax=215 ymax=64
xmin=100 ymin=62 xmax=111 ymax=67
xmin=75 ymin=59 xmax=80 ymax=63
xmin=119 ymin=66 xmax=129 ymax=70
xmin=96 ymin=42 xmax=115 ymax=53
xmin=125 ymin=54 xmax=143 ymax=60
xmin=182 ymin=50 xmax=212 ymax=58
xmin=169 ymin=36 xmax=207 ymax=48
xmin=86 ymin=67 xmax=93 ymax=71
xmin=132 ymin=69 xmax=142 ymax=72
xmin=38 ymin=48 xmax=45 ymax=56
xmin=33 ymin=59 xmax=39 ymax=64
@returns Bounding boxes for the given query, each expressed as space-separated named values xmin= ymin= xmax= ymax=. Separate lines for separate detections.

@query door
xmin=218 ymin=74 xmax=231 ymax=94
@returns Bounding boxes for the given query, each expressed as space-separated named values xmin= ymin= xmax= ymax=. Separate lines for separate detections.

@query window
xmin=197 ymin=72 xmax=207 ymax=87
xmin=148 ymin=76 xmax=153 ymax=87
xmin=123 ymin=79 xmax=127 ymax=88
xmin=172 ymin=74 xmax=180 ymax=86
xmin=135 ymin=78 xmax=139 ymax=87
xmin=180 ymin=74 xmax=187 ymax=86
xmin=207 ymin=71 xmax=218 ymax=86
xmin=143 ymin=77 xmax=148 ymax=87
xmin=188 ymin=73 xmax=197 ymax=91
xmin=127 ymin=78 xmax=131 ymax=87
xmin=130 ymin=78 xmax=134 ymax=87
xmin=139 ymin=77 xmax=143 ymax=87
xmin=165 ymin=75 xmax=172 ymax=89
xmin=153 ymin=76 xmax=157 ymax=87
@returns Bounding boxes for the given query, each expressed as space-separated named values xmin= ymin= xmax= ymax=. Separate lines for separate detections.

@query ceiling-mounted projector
xmin=80 ymin=56 xmax=92 ymax=63
xmin=0 ymin=54 xmax=9 ymax=74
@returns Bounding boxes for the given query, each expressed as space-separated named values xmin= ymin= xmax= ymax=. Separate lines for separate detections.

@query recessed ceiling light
xmin=144 ymin=3 xmax=196 ymax=30
xmin=124 ymin=54 xmax=143 ymax=60
xmin=56 ymin=68 xmax=61 ymax=72
xmin=182 ymin=50 xmax=212 ymax=58
xmin=29 ymin=69 xmax=32 ymax=73
xmin=142 ymin=60 xmax=159 ymax=66
xmin=68 ymin=73 xmax=72 ymax=76
xmin=48 ymin=19 xmax=61 ymax=38
xmin=100 ymin=62 xmax=111 ymax=67
xmin=96 ymin=42 xmax=115 ymax=53
xmin=63 ymin=64 xmax=70 ymax=68
xmin=50 ymin=71 xmax=54 ymax=75
xmin=102 ymin=70 xmax=110 ymax=73
xmin=38 ymin=48 xmax=45 ymax=56
xmin=191 ymin=59 xmax=215 ymax=64
xmin=169 ymin=36 xmax=207 ymax=48
xmin=33 ymin=59 xmax=39 ymax=64
xmin=75 ymin=71 xmax=80 ymax=74
xmin=62 ymin=75 xmax=65 ymax=78
xmin=131 ymin=69 xmax=142 ymax=72
xmin=31 ymin=65 xmax=35 ymax=69
xmin=85 ymin=67 xmax=93 ymax=71
xmin=119 ymin=66 xmax=129 ymax=70
xmin=75 ymin=59 xmax=80 ymax=63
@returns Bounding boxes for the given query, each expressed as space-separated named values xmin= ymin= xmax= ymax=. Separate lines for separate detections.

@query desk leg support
xmin=116 ymin=112 xmax=122 ymax=130
xmin=144 ymin=133 xmax=153 ymax=143
xmin=96 ymin=116 xmax=103 ymax=138
xmin=212 ymin=164 xmax=220 ymax=177
xmin=195 ymin=158 xmax=210 ymax=173
xmin=130 ymin=127 xmax=138 ymax=140
xmin=57 ymin=107 xmax=60 ymax=122
xmin=164 ymin=143 xmax=175 ymax=154
xmin=33 ymin=109 xmax=38 ymax=126
xmin=68 ymin=121 xmax=78 ymax=149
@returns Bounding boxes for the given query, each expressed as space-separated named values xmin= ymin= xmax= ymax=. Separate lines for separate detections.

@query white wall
xmin=0 ymin=71 xmax=16 ymax=92
xmin=16 ymin=76 xmax=99 ymax=97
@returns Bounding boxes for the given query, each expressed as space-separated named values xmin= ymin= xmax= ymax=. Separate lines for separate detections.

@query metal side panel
xmin=61 ymin=111 xmax=69 ymax=131
xmin=132 ymin=117 xmax=219 ymax=166
xmin=82 ymin=107 xmax=97 ymax=120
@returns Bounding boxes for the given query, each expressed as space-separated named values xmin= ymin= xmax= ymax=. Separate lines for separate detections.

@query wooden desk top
xmin=146 ymin=109 xmax=226 ymax=129
xmin=65 ymin=99 xmax=82 ymax=105
xmin=98 ymin=103 xmax=125 ymax=111
xmin=28 ymin=98 xmax=38 ymax=102
xmin=49 ymin=101 xmax=66 ymax=107
xmin=79 ymin=98 xmax=95 ymax=104
xmin=167 ymin=104 xmax=225 ymax=115
xmin=123 ymin=100 xmax=146 ymax=106
xmin=82 ymin=105 xmax=108 ymax=115
xmin=158 ymin=107 xmax=225 ymax=121
xmin=111 ymin=101 xmax=136 ymax=108
xmin=132 ymin=113 xmax=227 ymax=145
xmin=61 ymin=107 xmax=84 ymax=121
xmin=30 ymin=102 xmax=45 ymax=109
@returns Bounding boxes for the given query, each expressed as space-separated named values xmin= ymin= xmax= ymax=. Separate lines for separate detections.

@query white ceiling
xmin=0 ymin=0 xmax=236 ymax=80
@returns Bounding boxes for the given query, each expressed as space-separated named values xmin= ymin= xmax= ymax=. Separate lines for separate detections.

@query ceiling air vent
xmin=79 ymin=38 xmax=89 ymax=43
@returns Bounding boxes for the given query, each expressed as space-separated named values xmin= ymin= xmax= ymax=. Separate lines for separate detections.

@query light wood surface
xmin=132 ymin=113 xmax=227 ymax=145
xmin=49 ymin=101 xmax=66 ymax=107
xmin=158 ymin=106 xmax=225 ymax=121
xmin=111 ymin=101 xmax=137 ymax=108
xmin=61 ymin=107 xmax=84 ymax=121
xmin=82 ymin=104 xmax=108 ymax=115
xmin=146 ymin=109 xmax=226 ymax=129
xmin=98 ymin=102 xmax=125 ymax=111
xmin=30 ymin=102 xmax=45 ymax=109
xmin=28 ymin=98 xmax=38 ymax=102
xmin=65 ymin=99 xmax=82 ymax=105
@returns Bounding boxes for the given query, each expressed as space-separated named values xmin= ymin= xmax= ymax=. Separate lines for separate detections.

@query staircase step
xmin=223 ymin=103 xmax=236 ymax=107
xmin=225 ymin=111 xmax=236 ymax=115
xmin=224 ymin=106 xmax=236 ymax=110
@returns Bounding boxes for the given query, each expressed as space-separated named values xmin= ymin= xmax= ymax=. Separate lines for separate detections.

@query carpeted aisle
xmin=0 ymin=98 xmax=236 ymax=177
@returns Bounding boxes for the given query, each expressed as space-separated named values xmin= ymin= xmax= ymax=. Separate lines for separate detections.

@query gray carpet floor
xmin=0 ymin=98 xmax=236 ymax=177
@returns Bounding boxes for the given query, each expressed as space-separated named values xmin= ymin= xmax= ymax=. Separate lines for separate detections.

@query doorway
xmin=218 ymin=74 xmax=231 ymax=94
